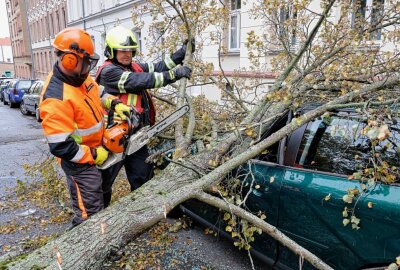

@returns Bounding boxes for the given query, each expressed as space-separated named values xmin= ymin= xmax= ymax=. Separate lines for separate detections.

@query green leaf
xmin=225 ymin=226 xmax=232 ymax=232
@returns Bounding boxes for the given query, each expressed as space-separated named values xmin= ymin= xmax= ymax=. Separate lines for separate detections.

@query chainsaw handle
xmin=106 ymin=108 xmax=115 ymax=129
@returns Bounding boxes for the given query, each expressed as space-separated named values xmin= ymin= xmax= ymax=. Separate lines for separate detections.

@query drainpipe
xmin=23 ymin=0 xmax=35 ymax=79
xmin=81 ymin=0 xmax=86 ymax=30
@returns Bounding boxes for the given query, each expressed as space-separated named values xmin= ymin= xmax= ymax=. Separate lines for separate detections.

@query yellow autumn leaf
xmin=245 ymin=128 xmax=254 ymax=137
xmin=270 ymin=176 xmax=275 ymax=183
xmin=342 ymin=194 xmax=353 ymax=204
xmin=343 ymin=218 xmax=350 ymax=226
xmin=223 ymin=213 xmax=231 ymax=221
xmin=324 ymin=193 xmax=331 ymax=201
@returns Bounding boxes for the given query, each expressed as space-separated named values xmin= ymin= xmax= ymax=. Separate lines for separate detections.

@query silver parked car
xmin=20 ymin=80 xmax=44 ymax=122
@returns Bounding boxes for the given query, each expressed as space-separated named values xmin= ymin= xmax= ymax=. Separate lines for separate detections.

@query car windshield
xmin=18 ymin=80 xmax=33 ymax=89
xmin=295 ymin=113 xmax=400 ymax=176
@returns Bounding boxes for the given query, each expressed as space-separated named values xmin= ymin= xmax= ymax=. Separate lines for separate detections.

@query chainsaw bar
xmin=126 ymin=104 xmax=189 ymax=156
xmin=98 ymin=105 xmax=189 ymax=170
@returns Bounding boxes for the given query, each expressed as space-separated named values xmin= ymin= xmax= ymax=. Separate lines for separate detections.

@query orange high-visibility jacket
xmin=40 ymin=69 xmax=105 ymax=165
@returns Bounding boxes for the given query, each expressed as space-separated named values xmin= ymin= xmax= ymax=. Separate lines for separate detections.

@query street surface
xmin=0 ymin=102 xmax=266 ymax=269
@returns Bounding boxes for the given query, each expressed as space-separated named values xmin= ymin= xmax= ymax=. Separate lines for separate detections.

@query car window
xmin=36 ymin=83 xmax=43 ymax=94
xmin=33 ymin=83 xmax=43 ymax=94
xmin=295 ymin=113 xmax=400 ymax=176
xmin=27 ymin=83 xmax=36 ymax=94
xmin=18 ymin=80 xmax=33 ymax=89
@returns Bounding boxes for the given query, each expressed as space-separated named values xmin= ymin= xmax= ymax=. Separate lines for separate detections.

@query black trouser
xmin=65 ymin=165 xmax=104 ymax=227
xmin=101 ymin=145 xmax=153 ymax=208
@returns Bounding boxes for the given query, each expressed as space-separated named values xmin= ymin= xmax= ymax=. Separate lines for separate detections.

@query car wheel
xmin=35 ymin=107 xmax=42 ymax=122
xmin=9 ymin=100 xmax=16 ymax=108
xmin=3 ymin=97 xmax=8 ymax=105
xmin=20 ymin=101 xmax=29 ymax=115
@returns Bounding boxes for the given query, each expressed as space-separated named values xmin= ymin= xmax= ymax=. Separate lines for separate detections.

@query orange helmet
xmin=53 ymin=28 xmax=97 ymax=59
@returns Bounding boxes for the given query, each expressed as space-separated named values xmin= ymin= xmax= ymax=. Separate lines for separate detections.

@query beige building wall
xmin=6 ymin=0 xmax=32 ymax=79
xmin=27 ymin=0 xmax=67 ymax=80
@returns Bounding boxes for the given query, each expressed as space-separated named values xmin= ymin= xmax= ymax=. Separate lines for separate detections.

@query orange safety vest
xmin=40 ymin=72 xmax=104 ymax=165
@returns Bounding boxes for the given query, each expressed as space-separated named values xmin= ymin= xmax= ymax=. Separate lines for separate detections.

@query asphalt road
xmin=0 ymin=102 xmax=267 ymax=269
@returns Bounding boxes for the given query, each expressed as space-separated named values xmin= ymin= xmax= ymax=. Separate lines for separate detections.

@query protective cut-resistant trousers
xmin=66 ymin=166 xmax=104 ymax=227
xmin=101 ymin=145 xmax=153 ymax=208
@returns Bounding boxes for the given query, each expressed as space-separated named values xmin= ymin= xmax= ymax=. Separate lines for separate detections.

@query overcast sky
xmin=0 ymin=0 xmax=10 ymax=38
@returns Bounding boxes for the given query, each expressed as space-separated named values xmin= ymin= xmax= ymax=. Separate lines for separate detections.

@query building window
xmin=351 ymin=0 xmax=385 ymax=40
xmin=351 ymin=0 xmax=367 ymax=30
xmin=278 ymin=4 xmax=297 ymax=47
xmin=370 ymin=0 xmax=384 ymax=40
xmin=229 ymin=0 xmax=241 ymax=51
xmin=134 ymin=30 xmax=142 ymax=53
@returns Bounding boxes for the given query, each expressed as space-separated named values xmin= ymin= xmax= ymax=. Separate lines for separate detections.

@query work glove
xmin=182 ymin=38 xmax=196 ymax=53
xmin=171 ymin=38 xmax=195 ymax=65
xmin=93 ymin=146 xmax=109 ymax=166
xmin=174 ymin=66 xmax=192 ymax=80
xmin=114 ymin=103 xmax=131 ymax=121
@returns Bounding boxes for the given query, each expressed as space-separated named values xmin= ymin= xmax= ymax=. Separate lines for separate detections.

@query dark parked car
xmin=180 ymin=107 xmax=400 ymax=270
xmin=20 ymin=80 xmax=44 ymax=122
xmin=0 ymin=79 xmax=14 ymax=103
xmin=3 ymin=79 xmax=35 ymax=108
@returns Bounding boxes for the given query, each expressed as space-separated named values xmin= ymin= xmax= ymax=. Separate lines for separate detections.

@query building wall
xmin=67 ymin=0 xmax=144 ymax=68
xmin=0 ymin=37 xmax=14 ymax=64
xmin=0 ymin=62 xmax=15 ymax=77
xmin=6 ymin=0 xmax=32 ymax=79
xmin=27 ymin=0 xmax=67 ymax=80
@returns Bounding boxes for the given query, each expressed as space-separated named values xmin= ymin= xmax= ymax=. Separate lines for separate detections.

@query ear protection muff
xmin=61 ymin=53 xmax=78 ymax=70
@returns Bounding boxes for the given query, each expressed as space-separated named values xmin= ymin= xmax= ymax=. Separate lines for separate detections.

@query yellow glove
xmin=94 ymin=146 xmax=109 ymax=166
xmin=115 ymin=103 xmax=131 ymax=120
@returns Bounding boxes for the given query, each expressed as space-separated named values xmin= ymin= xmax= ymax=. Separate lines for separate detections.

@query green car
xmin=180 ymin=107 xmax=400 ymax=270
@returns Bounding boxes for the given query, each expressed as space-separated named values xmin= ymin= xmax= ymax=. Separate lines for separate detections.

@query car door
xmin=25 ymin=83 xmax=36 ymax=111
xmin=276 ymin=113 xmax=400 ymax=269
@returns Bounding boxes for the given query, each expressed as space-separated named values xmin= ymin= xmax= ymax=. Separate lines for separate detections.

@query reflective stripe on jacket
xmin=40 ymin=67 xmax=104 ymax=165
xmin=96 ymin=60 xmax=156 ymax=125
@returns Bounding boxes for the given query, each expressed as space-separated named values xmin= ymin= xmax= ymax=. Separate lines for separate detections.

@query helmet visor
xmin=81 ymin=52 xmax=100 ymax=76
xmin=88 ymin=53 xmax=100 ymax=71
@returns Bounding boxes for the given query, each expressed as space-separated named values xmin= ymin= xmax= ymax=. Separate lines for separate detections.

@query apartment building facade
xmin=26 ymin=0 xmax=67 ymax=80
xmin=5 ymin=0 xmax=31 ymax=79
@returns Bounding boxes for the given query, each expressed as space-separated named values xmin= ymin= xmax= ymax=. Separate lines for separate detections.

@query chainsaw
xmin=98 ymin=104 xmax=189 ymax=170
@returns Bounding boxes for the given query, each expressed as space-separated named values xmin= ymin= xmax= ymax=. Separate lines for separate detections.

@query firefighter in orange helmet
xmin=39 ymin=28 xmax=129 ymax=228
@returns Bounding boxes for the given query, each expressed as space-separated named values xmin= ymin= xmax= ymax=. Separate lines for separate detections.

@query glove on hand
xmin=174 ymin=66 xmax=192 ymax=80
xmin=93 ymin=146 xmax=109 ymax=166
xmin=182 ymin=38 xmax=196 ymax=53
xmin=171 ymin=38 xmax=195 ymax=65
xmin=115 ymin=103 xmax=131 ymax=120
